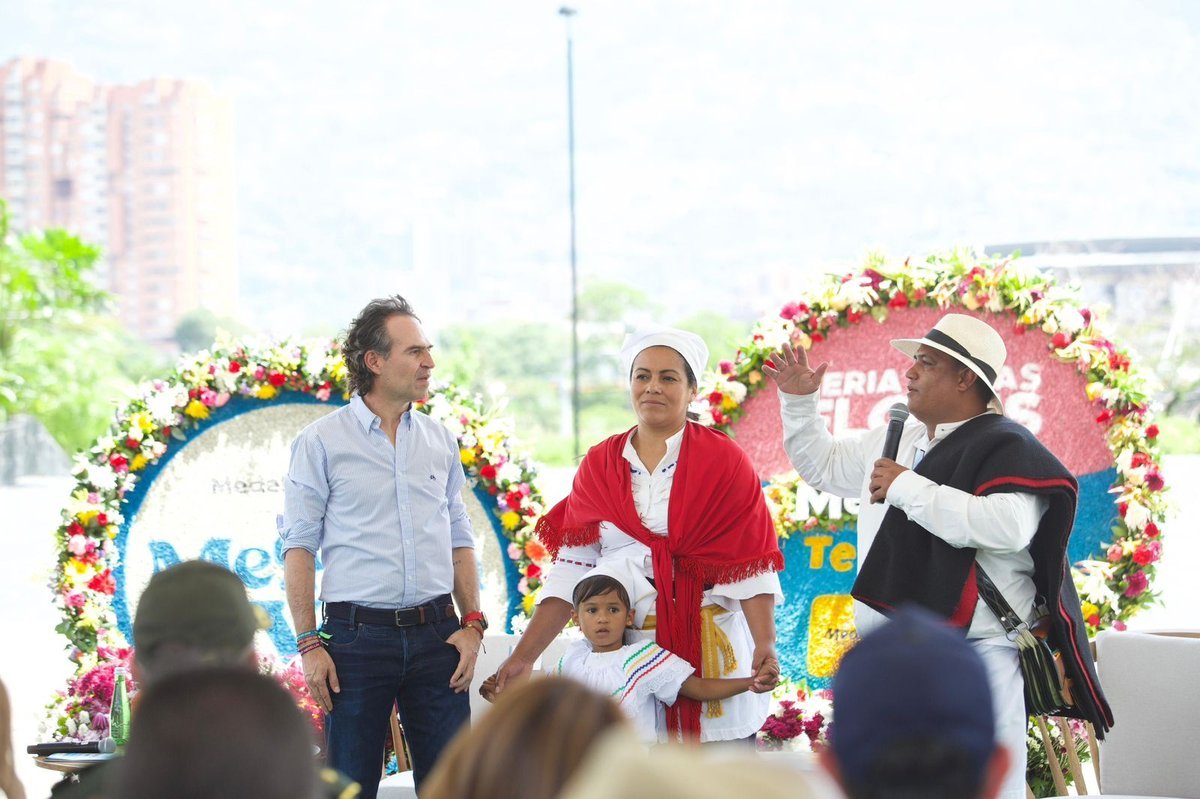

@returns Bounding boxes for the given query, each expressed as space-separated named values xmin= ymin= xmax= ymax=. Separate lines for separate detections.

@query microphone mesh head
xmin=98 ymin=737 xmax=117 ymax=754
xmin=888 ymin=402 xmax=910 ymax=422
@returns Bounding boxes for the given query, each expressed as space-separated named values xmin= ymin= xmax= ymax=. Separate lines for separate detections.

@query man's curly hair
xmin=342 ymin=295 xmax=419 ymax=396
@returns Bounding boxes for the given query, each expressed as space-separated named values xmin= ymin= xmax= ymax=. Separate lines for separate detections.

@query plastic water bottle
xmin=110 ymin=666 xmax=131 ymax=750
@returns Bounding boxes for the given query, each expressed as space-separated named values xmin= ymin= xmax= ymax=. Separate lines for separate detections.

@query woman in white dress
xmin=490 ymin=325 xmax=785 ymax=742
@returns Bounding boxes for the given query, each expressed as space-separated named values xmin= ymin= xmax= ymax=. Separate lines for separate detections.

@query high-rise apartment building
xmin=0 ymin=57 xmax=237 ymax=346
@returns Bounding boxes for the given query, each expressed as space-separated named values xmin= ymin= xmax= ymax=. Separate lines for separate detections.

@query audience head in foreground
xmin=822 ymin=605 xmax=1011 ymax=799
xmin=118 ymin=667 xmax=320 ymax=799
xmin=422 ymin=677 xmax=628 ymax=799
xmin=132 ymin=559 xmax=264 ymax=682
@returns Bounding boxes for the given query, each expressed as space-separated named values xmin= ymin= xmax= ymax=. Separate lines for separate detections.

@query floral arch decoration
xmin=695 ymin=250 xmax=1167 ymax=688
xmin=45 ymin=338 xmax=549 ymax=741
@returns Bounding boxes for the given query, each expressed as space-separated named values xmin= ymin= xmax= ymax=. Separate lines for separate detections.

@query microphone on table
xmin=27 ymin=737 xmax=117 ymax=756
xmin=881 ymin=403 xmax=910 ymax=461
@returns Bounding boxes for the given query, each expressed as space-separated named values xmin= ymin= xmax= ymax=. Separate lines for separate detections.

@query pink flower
xmin=1123 ymin=571 xmax=1149 ymax=598
xmin=1106 ymin=544 xmax=1123 ymax=564
xmin=719 ymin=360 xmax=734 ymax=375
xmin=1132 ymin=540 xmax=1161 ymax=566
xmin=315 ymin=386 xmax=331 ymax=402
xmin=1145 ymin=470 xmax=1165 ymax=491
xmin=68 ymin=535 xmax=90 ymax=556
xmin=1113 ymin=620 xmax=1127 ymax=631
xmin=64 ymin=592 xmax=86 ymax=608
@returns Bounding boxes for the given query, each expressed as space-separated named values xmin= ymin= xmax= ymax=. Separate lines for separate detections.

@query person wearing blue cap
xmin=819 ymin=606 xmax=1011 ymax=799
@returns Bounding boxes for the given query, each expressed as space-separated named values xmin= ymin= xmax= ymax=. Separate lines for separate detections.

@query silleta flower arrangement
xmin=696 ymin=249 xmax=1167 ymax=632
xmin=46 ymin=337 xmax=547 ymax=741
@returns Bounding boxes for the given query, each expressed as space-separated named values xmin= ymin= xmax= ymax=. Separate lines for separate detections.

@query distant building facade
xmin=0 ymin=57 xmax=237 ymax=347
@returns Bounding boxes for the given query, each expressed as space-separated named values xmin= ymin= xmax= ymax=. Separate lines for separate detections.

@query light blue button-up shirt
xmin=279 ymin=394 xmax=475 ymax=608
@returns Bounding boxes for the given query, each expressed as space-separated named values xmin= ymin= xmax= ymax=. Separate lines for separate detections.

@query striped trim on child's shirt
xmin=612 ymin=641 xmax=675 ymax=705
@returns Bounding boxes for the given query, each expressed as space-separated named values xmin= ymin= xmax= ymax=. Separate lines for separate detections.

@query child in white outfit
xmin=552 ymin=573 xmax=765 ymax=743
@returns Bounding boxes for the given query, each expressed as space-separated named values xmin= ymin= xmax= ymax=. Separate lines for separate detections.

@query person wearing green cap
xmin=51 ymin=560 xmax=360 ymax=799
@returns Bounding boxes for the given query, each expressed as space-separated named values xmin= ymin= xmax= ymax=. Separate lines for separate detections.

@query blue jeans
xmin=321 ymin=610 xmax=470 ymax=799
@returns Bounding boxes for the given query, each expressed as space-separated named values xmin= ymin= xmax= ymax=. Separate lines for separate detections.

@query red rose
xmin=505 ymin=491 xmax=524 ymax=510
xmin=912 ymin=287 xmax=927 ymax=301
xmin=1130 ymin=452 xmax=1150 ymax=468
xmin=109 ymin=454 xmax=129 ymax=473
xmin=487 ymin=485 xmax=498 ymax=496
xmin=1146 ymin=424 xmax=1159 ymax=439
xmin=712 ymin=411 xmax=727 ymax=426
xmin=268 ymin=372 xmax=287 ymax=387
xmin=96 ymin=513 xmax=108 ymax=527
xmin=708 ymin=391 xmax=724 ymax=405
xmin=87 ymin=570 xmax=116 ymax=595
xmin=125 ymin=437 xmax=139 ymax=450
xmin=847 ymin=309 xmax=864 ymax=324
xmin=1051 ymin=332 xmax=1071 ymax=349
xmin=1117 ymin=502 xmax=1128 ymax=518
xmin=1012 ymin=323 xmax=1026 ymax=335
xmin=68 ymin=521 xmax=85 ymax=536
xmin=525 ymin=564 xmax=542 ymax=580
xmin=479 ymin=464 xmax=497 ymax=481
xmin=887 ymin=292 xmax=909 ymax=309
xmin=1087 ymin=614 xmax=1101 ymax=627
xmin=719 ymin=361 xmax=734 ymax=375
xmin=1095 ymin=408 xmax=1115 ymax=424
xmin=1144 ymin=521 xmax=1160 ymax=538
xmin=228 ymin=361 xmax=241 ymax=373
xmin=810 ymin=332 xmax=824 ymax=343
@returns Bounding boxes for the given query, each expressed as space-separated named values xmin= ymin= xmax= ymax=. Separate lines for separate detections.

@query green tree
xmin=0 ymin=198 xmax=165 ymax=451
xmin=672 ymin=310 xmax=753 ymax=372
xmin=1 ymin=199 xmax=106 ymax=409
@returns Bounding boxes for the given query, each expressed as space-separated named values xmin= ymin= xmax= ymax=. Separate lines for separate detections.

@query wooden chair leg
xmin=1054 ymin=717 xmax=1085 ymax=793
xmin=1085 ymin=722 xmax=1100 ymax=791
xmin=1035 ymin=715 xmax=1068 ymax=797
xmin=389 ymin=704 xmax=411 ymax=774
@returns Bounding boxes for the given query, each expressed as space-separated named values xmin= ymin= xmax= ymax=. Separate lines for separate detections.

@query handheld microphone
xmin=881 ymin=403 xmax=910 ymax=461
xmin=27 ymin=737 xmax=117 ymax=756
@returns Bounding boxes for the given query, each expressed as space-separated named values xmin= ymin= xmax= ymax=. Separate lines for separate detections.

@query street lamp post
xmin=559 ymin=5 xmax=580 ymax=460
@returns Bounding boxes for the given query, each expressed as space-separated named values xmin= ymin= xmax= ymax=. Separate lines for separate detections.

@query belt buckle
xmin=394 ymin=608 xmax=409 ymax=627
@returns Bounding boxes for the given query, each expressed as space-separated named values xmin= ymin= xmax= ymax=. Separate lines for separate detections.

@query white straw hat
xmin=891 ymin=314 xmax=1007 ymax=413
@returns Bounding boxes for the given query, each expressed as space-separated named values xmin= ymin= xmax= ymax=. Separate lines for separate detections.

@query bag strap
xmin=975 ymin=564 xmax=1027 ymax=638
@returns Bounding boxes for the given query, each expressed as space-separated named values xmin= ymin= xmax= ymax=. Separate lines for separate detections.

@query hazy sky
xmin=2 ymin=1 xmax=1198 ymax=335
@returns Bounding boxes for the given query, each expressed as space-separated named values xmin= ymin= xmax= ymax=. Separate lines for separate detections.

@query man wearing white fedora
xmin=765 ymin=313 xmax=1110 ymax=799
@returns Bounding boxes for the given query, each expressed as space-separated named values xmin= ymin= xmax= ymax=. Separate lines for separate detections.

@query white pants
xmin=972 ymin=637 xmax=1026 ymax=799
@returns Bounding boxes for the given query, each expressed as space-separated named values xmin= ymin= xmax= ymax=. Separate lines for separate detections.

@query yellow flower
xmin=330 ymin=360 xmax=348 ymax=384
xmin=184 ymin=399 xmax=210 ymax=419
xmin=460 ymin=448 xmax=476 ymax=466
xmin=721 ymin=395 xmax=738 ymax=412
xmin=1081 ymin=601 xmax=1099 ymax=620
xmin=748 ymin=370 xmax=762 ymax=385
xmin=962 ymin=292 xmax=981 ymax=310
xmin=130 ymin=411 xmax=155 ymax=435
xmin=106 ymin=525 xmax=119 ymax=540
xmin=67 ymin=558 xmax=90 ymax=577
xmin=130 ymin=454 xmax=149 ymax=471
xmin=500 ymin=511 xmax=521 ymax=531
xmin=1085 ymin=382 xmax=1105 ymax=402
xmin=255 ymin=385 xmax=278 ymax=400
xmin=77 ymin=510 xmax=99 ymax=525
xmin=522 ymin=592 xmax=537 ymax=614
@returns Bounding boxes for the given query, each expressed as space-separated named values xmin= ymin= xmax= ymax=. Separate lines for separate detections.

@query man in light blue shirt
xmin=280 ymin=295 xmax=485 ymax=799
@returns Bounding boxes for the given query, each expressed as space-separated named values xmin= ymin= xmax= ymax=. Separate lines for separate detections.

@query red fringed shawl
xmin=535 ymin=421 xmax=784 ymax=739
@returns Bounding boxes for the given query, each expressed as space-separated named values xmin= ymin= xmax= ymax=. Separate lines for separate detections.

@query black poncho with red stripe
xmin=852 ymin=413 xmax=1113 ymax=734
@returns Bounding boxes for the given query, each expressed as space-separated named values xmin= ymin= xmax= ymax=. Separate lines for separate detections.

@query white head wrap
xmin=619 ymin=325 xmax=709 ymax=385
xmin=576 ymin=559 xmax=657 ymax=629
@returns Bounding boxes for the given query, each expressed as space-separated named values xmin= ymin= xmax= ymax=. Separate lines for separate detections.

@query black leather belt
xmin=325 ymin=596 xmax=455 ymax=627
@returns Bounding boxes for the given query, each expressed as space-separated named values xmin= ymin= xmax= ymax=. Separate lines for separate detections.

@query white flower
xmin=1057 ymin=308 xmax=1086 ymax=334
xmin=724 ymin=380 xmax=747 ymax=403
xmin=1123 ymin=500 xmax=1150 ymax=532
xmin=496 ymin=461 xmax=523 ymax=484
xmin=146 ymin=388 xmax=185 ymax=425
